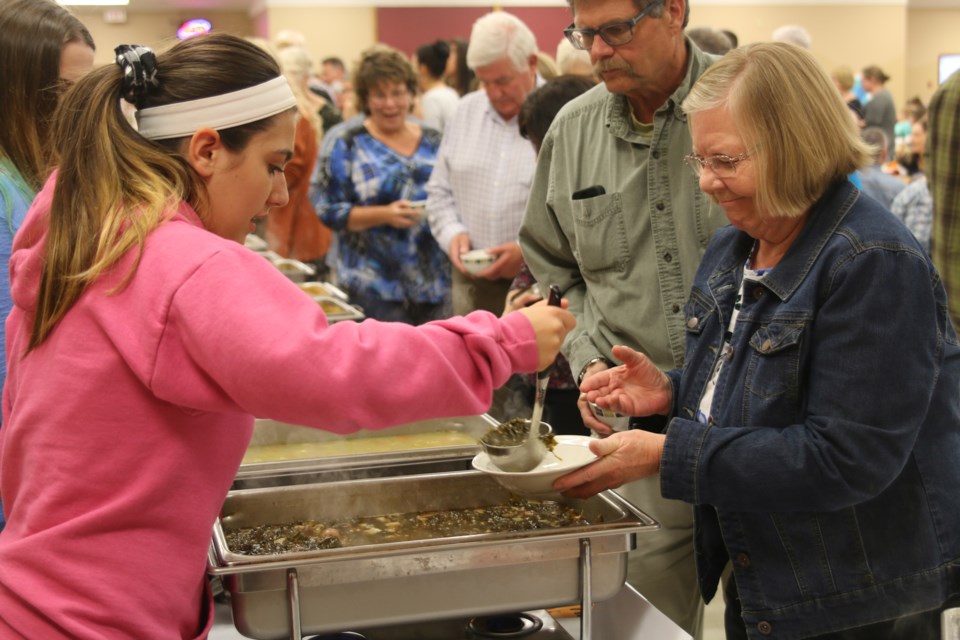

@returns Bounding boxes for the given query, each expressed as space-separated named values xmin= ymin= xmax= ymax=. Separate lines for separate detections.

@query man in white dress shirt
xmin=426 ymin=11 xmax=540 ymax=315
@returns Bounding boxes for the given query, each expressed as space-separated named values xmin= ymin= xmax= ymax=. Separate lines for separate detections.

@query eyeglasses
xmin=683 ymin=151 xmax=751 ymax=178
xmin=563 ymin=0 xmax=664 ymax=51
xmin=368 ymin=89 xmax=411 ymax=105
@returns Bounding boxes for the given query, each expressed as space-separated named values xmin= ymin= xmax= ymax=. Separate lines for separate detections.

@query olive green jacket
xmin=520 ymin=41 xmax=726 ymax=376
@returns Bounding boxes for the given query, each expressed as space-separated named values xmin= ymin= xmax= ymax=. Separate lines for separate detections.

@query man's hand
xmin=449 ymin=233 xmax=472 ymax=274
xmin=582 ymin=345 xmax=673 ymax=418
xmin=476 ymin=241 xmax=523 ymax=280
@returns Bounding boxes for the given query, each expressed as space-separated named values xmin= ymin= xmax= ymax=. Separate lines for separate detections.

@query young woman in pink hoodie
xmin=0 ymin=34 xmax=573 ymax=639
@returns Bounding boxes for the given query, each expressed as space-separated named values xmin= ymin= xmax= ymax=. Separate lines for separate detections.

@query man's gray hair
xmin=466 ymin=11 xmax=538 ymax=72
xmin=566 ymin=0 xmax=690 ymax=29
xmin=686 ymin=26 xmax=733 ymax=55
xmin=771 ymin=24 xmax=812 ymax=49
xmin=862 ymin=127 xmax=890 ymax=163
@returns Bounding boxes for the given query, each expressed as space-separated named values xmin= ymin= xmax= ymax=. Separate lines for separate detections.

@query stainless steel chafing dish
xmin=209 ymin=471 xmax=658 ymax=640
xmin=296 ymin=281 xmax=349 ymax=301
xmin=310 ymin=295 xmax=364 ymax=323
xmin=235 ymin=415 xmax=497 ymax=489
xmin=271 ymin=257 xmax=316 ymax=283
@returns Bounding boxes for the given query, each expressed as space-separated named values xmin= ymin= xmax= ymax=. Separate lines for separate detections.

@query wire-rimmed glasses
xmin=683 ymin=151 xmax=751 ymax=178
xmin=563 ymin=0 xmax=664 ymax=51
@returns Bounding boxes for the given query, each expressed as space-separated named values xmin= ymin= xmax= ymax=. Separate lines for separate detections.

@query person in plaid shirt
xmin=928 ymin=70 xmax=960 ymax=328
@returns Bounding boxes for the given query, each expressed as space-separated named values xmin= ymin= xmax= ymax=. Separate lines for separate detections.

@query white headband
xmin=135 ymin=76 xmax=297 ymax=141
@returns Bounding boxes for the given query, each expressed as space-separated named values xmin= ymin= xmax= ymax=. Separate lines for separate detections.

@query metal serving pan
xmin=295 ymin=280 xmax=349 ymax=301
xmin=271 ymin=258 xmax=316 ymax=283
xmin=234 ymin=415 xmax=497 ymax=488
xmin=311 ymin=295 xmax=364 ymax=323
xmin=209 ymin=471 xmax=658 ymax=639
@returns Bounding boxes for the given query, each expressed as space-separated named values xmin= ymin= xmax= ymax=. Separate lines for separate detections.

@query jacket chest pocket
xmin=744 ymin=322 xmax=804 ymax=402
xmin=570 ymin=192 xmax=628 ymax=274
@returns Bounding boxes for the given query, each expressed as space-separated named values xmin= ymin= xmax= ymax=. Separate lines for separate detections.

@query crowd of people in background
xmin=3 ymin=1 xmax=960 ymax=638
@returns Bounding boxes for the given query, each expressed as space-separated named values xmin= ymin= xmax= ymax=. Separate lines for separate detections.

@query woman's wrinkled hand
xmin=517 ymin=299 xmax=575 ymax=372
xmin=581 ymin=345 xmax=673 ymax=419
xmin=553 ymin=430 xmax=666 ymax=499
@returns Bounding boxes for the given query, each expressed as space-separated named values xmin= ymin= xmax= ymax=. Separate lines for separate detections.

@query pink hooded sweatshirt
xmin=0 ymin=176 xmax=539 ymax=638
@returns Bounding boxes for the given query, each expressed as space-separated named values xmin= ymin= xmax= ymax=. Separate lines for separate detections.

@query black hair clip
xmin=114 ymin=44 xmax=160 ymax=109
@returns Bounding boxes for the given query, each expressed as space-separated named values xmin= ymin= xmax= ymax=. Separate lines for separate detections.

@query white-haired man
xmin=426 ymin=11 xmax=540 ymax=315
xmin=520 ymin=0 xmax=726 ymax=637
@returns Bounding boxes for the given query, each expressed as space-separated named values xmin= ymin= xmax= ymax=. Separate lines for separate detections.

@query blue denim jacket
xmin=660 ymin=179 xmax=960 ymax=639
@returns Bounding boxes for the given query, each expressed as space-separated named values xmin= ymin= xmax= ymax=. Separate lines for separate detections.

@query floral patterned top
xmin=316 ymin=121 xmax=450 ymax=304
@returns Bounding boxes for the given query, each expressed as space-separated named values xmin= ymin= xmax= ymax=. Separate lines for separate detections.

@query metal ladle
xmin=480 ymin=285 xmax=562 ymax=472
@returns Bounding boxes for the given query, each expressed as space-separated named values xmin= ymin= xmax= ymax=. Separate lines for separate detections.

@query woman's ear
xmin=186 ymin=127 xmax=223 ymax=178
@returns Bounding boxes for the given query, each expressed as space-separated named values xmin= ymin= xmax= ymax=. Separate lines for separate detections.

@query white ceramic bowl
xmin=472 ymin=435 xmax=598 ymax=499
xmin=461 ymin=249 xmax=496 ymax=275
xmin=588 ymin=402 xmax=631 ymax=431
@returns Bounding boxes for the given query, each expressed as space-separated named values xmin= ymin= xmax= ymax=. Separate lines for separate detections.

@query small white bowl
xmin=589 ymin=402 xmax=631 ymax=431
xmin=461 ymin=249 xmax=496 ymax=275
xmin=472 ymin=435 xmax=598 ymax=499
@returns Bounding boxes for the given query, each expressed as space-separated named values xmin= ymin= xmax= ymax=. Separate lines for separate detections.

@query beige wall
xmin=906 ymin=7 xmax=960 ymax=103
xmin=691 ymin=3 xmax=960 ymax=107
xmin=73 ymin=3 xmax=959 ymax=109
xmin=258 ymin=6 xmax=377 ymax=75
xmin=690 ymin=4 xmax=909 ymax=108
xmin=75 ymin=9 xmax=254 ymax=64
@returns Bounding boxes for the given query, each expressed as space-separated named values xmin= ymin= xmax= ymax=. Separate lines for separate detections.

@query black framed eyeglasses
xmin=683 ymin=151 xmax=751 ymax=178
xmin=563 ymin=0 xmax=664 ymax=51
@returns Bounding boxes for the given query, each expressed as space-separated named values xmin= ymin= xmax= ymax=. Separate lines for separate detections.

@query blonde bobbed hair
xmin=683 ymin=42 xmax=872 ymax=218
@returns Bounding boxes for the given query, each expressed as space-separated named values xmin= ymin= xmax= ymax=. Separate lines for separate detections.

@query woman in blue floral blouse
xmin=315 ymin=46 xmax=450 ymax=324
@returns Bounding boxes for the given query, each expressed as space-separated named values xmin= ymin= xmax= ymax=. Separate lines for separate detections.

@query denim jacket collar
xmin=712 ymin=179 xmax=861 ymax=303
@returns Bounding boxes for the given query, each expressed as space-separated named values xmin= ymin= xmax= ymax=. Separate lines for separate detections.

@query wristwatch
xmin=577 ymin=356 xmax=613 ymax=386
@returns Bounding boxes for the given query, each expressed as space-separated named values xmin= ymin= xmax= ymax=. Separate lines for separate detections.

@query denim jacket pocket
xmin=684 ymin=289 xmax=713 ymax=337
xmin=570 ymin=192 xmax=628 ymax=274
xmin=745 ymin=322 xmax=804 ymax=401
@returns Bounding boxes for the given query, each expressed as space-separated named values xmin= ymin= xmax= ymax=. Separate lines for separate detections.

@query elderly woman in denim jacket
xmin=556 ymin=43 xmax=960 ymax=640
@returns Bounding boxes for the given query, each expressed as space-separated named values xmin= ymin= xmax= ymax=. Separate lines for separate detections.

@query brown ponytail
xmin=30 ymin=34 xmax=284 ymax=350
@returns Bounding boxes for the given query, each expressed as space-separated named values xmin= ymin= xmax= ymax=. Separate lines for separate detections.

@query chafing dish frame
xmin=209 ymin=471 xmax=658 ymax=640
xmin=234 ymin=415 xmax=498 ymax=488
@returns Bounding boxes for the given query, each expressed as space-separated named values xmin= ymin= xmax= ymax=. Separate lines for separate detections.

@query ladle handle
xmin=537 ymin=285 xmax=563 ymax=380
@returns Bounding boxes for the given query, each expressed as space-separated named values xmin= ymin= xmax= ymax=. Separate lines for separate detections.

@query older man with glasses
xmin=519 ymin=0 xmax=726 ymax=637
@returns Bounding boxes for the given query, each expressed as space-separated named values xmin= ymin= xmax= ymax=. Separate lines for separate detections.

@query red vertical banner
xmin=377 ymin=7 xmax=490 ymax=58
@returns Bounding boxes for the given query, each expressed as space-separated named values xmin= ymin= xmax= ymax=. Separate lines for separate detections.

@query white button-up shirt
xmin=426 ymin=89 xmax=538 ymax=255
